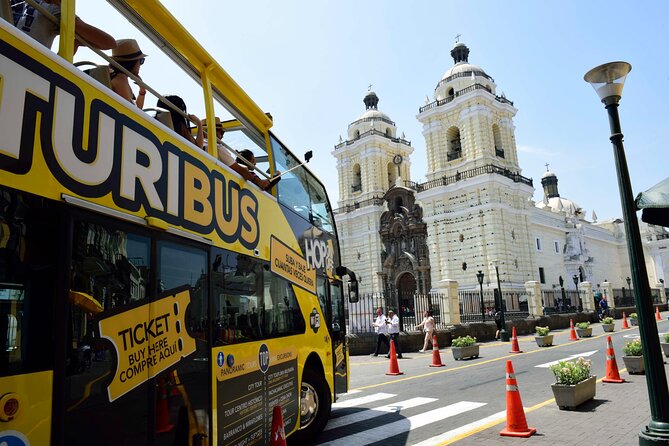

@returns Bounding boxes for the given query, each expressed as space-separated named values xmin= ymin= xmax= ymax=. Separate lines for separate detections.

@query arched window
xmin=446 ymin=126 xmax=462 ymax=161
xmin=388 ymin=162 xmax=398 ymax=188
xmin=493 ymin=124 xmax=504 ymax=158
xmin=351 ymin=164 xmax=362 ymax=193
xmin=386 ymin=128 xmax=391 ymax=137
xmin=354 ymin=130 xmax=360 ymax=139
xmin=447 ymin=87 xmax=454 ymax=97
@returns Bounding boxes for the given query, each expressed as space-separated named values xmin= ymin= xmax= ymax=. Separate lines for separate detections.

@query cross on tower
xmin=545 ymin=163 xmax=550 ymax=171
xmin=454 ymin=33 xmax=461 ymax=43
xmin=368 ymin=84 xmax=372 ymax=91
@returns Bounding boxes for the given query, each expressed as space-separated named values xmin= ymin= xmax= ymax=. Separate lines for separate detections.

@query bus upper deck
xmin=0 ymin=2 xmax=358 ymax=445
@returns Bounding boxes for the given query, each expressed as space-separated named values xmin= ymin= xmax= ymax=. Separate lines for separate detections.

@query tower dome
xmin=434 ymin=41 xmax=496 ymax=101
xmin=348 ymin=89 xmax=396 ymax=139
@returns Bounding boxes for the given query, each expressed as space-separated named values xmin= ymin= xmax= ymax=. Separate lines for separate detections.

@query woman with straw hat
xmin=110 ymin=38 xmax=147 ymax=108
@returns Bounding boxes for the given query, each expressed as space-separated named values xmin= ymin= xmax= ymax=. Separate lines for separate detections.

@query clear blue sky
xmin=76 ymin=0 xmax=669 ymax=222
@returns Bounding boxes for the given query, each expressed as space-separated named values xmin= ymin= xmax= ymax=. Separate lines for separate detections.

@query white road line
xmin=325 ymin=397 xmax=437 ymax=431
xmin=316 ymin=401 xmax=486 ymax=446
xmin=535 ymin=350 xmax=598 ymax=368
xmin=340 ymin=389 xmax=362 ymax=396
xmin=411 ymin=410 xmax=507 ymax=446
xmin=331 ymin=392 xmax=395 ymax=409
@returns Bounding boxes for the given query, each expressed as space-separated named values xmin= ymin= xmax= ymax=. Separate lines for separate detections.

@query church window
xmin=386 ymin=127 xmax=392 ymax=137
xmin=554 ymin=241 xmax=560 ymax=253
xmin=447 ymin=87 xmax=454 ymax=97
xmin=354 ymin=130 xmax=360 ymax=139
xmin=352 ymin=164 xmax=362 ymax=192
xmin=539 ymin=267 xmax=546 ymax=284
xmin=535 ymin=237 xmax=542 ymax=252
xmin=493 ymin=124 xmax=504 ymax=158
xmin=446 ymin=126 xmax=462 ymax=161
xmin=387 ymin=162 xmax=398 ymax=188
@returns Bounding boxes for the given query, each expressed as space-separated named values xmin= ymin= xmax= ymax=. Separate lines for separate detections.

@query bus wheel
xmin=290 ymin=368 xmax=331 ymax=443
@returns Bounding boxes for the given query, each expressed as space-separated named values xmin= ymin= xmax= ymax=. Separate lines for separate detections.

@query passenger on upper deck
xmin=110 ymin=39 xmax=147 ymax=108
xmin=202 ymin=117 xmax=256 ymax=182
xmin=156 ymin=95 xmax=204 ymax=149
xmin=16 ymin=0 xmax=116 ymax=51
xmin=236 ymin=149 xmax=281 ymax=192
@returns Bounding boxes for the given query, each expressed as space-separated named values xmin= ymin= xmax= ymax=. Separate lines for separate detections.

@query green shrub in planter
xmin=576 ymin=322 xmax=590 ymax=330
xmin=452 ymin=335 xmax=477 ymax=347
xmin=629 ymin=313 xmax=638 ymax=319
xmin=601 ymin=317 xmax=614 ymax=325
xmin=664 ymin=332 xmax=669 ymax=343
xmin=623 ymin=339 xmax=643 ymax=356
xmin=535 ymin=326 xmax=550 ymax=336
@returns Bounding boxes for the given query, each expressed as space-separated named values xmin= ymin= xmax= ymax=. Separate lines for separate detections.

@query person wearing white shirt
xmin=386 ymin=310 xmax=402 ymax=359
xmin=370 ymin=307 xmax=390 ymax=357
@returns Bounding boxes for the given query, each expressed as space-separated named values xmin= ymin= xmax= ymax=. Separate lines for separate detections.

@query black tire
xmin=288 ymin=367 xmax=331 ymax=444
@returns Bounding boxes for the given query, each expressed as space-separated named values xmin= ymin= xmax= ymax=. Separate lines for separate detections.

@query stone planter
xmin=661 ymin=342 xmax=669 ymax=358
xmin=622 ymin=355 xmax=645 ymax=374
xmin=535 ymin=335 xmax=553 ymax=347
xmin=629 ymin=318 xmax=638 ymax=326
xmin=601 ymin=323 xmax=615 ymax=333
xmin=576 ymin=327 xmax=592 ymax=338
xmin=452 ymin=344 xmax=479 ymax=360
xmin=551 ymin=375 xmax=597 ymax=410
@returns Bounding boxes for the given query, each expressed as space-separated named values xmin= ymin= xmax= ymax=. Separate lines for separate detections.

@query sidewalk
xmin=456 ymin=360 xmax=668 ymax=445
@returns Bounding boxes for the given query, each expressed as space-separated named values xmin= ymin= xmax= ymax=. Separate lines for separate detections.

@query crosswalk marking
xmin=535 ymin=350 xmax=598 ymax=368
xmin=316 ymin=401 xmax=486 ymax=446
xmin=331 ymin=392 xmax=395 ymax=409
xmin=411 ymin=410 xmax=507 ymax=446
xmin=325 ymin=397 xmax=437 ymax=431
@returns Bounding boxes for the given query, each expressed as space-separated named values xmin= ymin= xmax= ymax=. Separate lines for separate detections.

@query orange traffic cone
xmin=429 ymin=334 xmax=445 ymax=367
xmin=270 ymin=405 xmax=287 ymax=446
xmin=602 ymin=335 xmax=625 ymax=383
xmin=168 ymin=370 xmax=180 ymax=397
xmin=155 ymin=378 xmax=174 ymax=433
xmin=622 ymin=312 xmax=630 ymax=329
xmin=500 ymin=360 xmax=536 ymax=438
xmin=657 ymin=307 xmax=662 ymax=321
xmin=386 ymin=340 xmax=404 ymax=376
xmin=509 ymin=326 xmax=523 ymax=353
xmin=569 ymin=319 xmax=578 ymax=341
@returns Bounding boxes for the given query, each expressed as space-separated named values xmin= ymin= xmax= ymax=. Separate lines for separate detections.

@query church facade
xmin=332 ymin=41 xmax=669 ymax=300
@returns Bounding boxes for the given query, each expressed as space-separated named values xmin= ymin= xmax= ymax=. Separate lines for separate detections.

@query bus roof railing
xmin=19 ymin=0 xmax=271 ymax=181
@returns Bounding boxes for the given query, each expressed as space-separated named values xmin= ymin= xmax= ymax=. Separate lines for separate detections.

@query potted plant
xmin=629 ymin=312 xmax=638 ymax=326
xmin=575 ymin=321 xmax=592 ymax=338
xmin=451 ymin=335 xmax=479 ymax=360
xmin=661 ymin=333 xmax=669 ymax=358
xmin=534 ymin=326 xmax=553 ymax=347
xmin=601 ymin=317 xmax=615 ymax=332
xmin=622 ymin=338 xmax=644 ymax=374
xmin=549 ymin=357 xmax=596 ymax=410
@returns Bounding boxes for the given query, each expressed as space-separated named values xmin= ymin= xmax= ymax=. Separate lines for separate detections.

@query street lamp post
xmin=559 ymin=275 xmax=566 ymax=312
xmin=492 ymin=260 xmax=509 ymax=341
xmin=585 ymin=61 xmax=669 ymax=444
xmin=476 ymin=270 xmax=485 ymax=322
xmin=573 ymin=274 xmax=581 ymax=311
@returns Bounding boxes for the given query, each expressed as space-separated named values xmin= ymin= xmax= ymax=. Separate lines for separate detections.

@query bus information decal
xmin=270 ymin=236 xmax=316 ymax=293
xmin=214 ymin=344 xmax=298 ymax=446
xmin=98 ymin=289 xmax=197 ymax=402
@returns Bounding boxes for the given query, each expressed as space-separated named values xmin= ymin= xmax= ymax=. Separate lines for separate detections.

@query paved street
xmin=315 ymin=315 xmax=669 ymax=445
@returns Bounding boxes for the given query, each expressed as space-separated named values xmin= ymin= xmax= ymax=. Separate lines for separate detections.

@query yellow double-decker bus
xmin=0 ymin=1 xmax=358 ymax=444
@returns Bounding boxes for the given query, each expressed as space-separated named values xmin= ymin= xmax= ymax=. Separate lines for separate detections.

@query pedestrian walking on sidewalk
xmin=415 ymin=310 xmax=435 ymax=352
xmin=386 ymin=310 xmax=403 ymax=359
xmin=370 ymin=307 xmax=390 ymax=357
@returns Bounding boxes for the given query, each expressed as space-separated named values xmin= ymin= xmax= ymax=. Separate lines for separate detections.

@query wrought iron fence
xmin=613 ymin=287 xmax=664 ymax=307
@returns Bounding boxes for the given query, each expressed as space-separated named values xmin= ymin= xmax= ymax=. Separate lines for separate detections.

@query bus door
xmin=329 ymin=282 xmax=347 ymax=395
xmin=0 ymin=189 xmax=59 ymax=445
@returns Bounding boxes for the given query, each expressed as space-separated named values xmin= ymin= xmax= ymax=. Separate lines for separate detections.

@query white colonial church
xmin=332 ymin=41 xmax=669 ymax=300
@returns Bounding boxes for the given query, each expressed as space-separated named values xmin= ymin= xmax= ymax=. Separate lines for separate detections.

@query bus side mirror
xmin=348 ymin=280 xmax=359 ymax=303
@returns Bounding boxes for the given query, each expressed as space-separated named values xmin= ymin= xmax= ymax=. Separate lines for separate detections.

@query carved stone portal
xmin=379 ymin=186 xmax=431 ymax=297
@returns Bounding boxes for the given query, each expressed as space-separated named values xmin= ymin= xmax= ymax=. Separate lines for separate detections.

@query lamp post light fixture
xmin=476 ymin=270 xmax=485 ymax=322
xmin=627 ymin=276 xmax=632 ymax=288
xmin=585 ymin=61 xmax=669 ymax=444
xmin=491 ymin=259 xmax=509 ymax=341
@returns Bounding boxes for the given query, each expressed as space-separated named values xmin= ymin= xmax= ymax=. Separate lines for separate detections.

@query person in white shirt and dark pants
xmin=370 ymin=307 xmax=390 ymax=356
xmin=386 ymin=310 xmax=403 ymax=359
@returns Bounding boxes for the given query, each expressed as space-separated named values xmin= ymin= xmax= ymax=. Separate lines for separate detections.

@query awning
xmin=68 ymin=290 xmax=103 ymax=314
xmin=635 ymin=177 xmax=669 ymax=227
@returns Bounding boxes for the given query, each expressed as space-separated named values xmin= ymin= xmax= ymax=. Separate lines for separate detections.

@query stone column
xmin=525 ymin=281 xmax=543 ymax=317
xmin=437 ymin=279 xmax=460 ymax=325
xmin=579 ymin=281 xmax=595 ymax=312
xmin=602 ymin=281 xmax=614 ymax=309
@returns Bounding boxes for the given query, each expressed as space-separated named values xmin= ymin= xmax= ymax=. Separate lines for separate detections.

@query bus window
xmin=0 ymin=191 xmax=57 ymax=377
xmin=212 ymin=248 xmax=305 ymax=345
xmin=270 ymin=136 xmax=334 ymax=233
